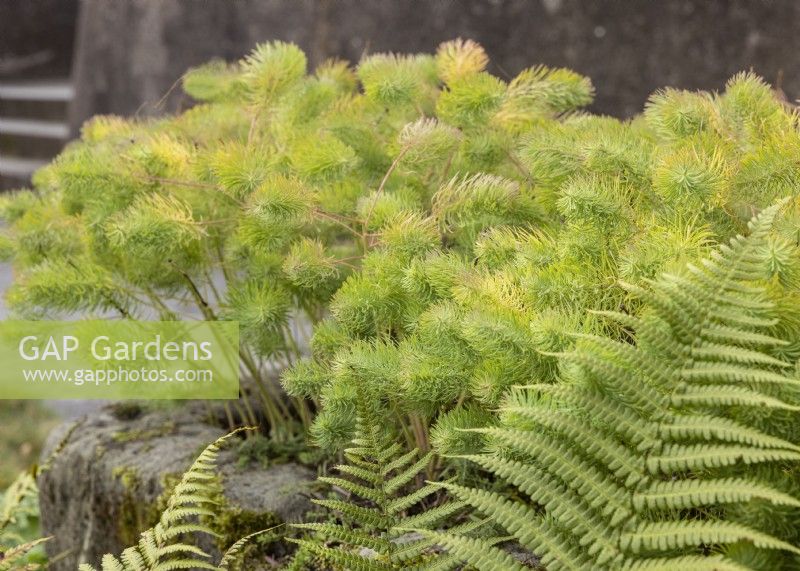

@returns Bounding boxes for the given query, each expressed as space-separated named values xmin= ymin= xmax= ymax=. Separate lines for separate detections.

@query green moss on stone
xmin=112 ymin=421 xmax=176 ymax=443
xmin=112 ymin=466 xmax=149 ymax=546
xmin=214 ymin=503 xmax=284 ymax=569
xmin=111 ymin=466 xmax=182 ymax=547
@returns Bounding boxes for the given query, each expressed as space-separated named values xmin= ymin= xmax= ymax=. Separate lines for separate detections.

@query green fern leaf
xmin=289 ymin=538 xmax=394 ymax=571
xmin=435 ymin=201 xmax=800 ymax=568
xmin=634 ymin=478 xmax=800 ymax=511
xmin=670 ymin=385 xmax=800 ymax=410
xmin=659 ymin=415 xmax=800 ymax=450
xmin=622 ymin=555 xmax=751 ymax=570
xmin=621 ymin=520 xmax=800 ymax=555
xmin=291 ymin=406 xmax=463 ymax=569
xmin=647 ymin=444 xmax=800 ymax=473
xmin=415 ymin=532 xmax=528 ymax=571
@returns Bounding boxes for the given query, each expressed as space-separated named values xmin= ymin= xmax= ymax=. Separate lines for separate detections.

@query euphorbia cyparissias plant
xmin=0 ymin=38 xmax=591 ymax=440
xmin=4 ymin=39 xmax=800 ymax=456
xmin=281 ymin=45 xmax=800 ymax=455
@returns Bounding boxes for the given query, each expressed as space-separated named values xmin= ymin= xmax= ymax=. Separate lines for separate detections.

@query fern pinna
xmin=433 ymin=201 xmax=800 ymax=570
xmin=290 ymin=402 xmax=474 ymax=570
xmin=78 ymin=428 xmax=261 ymax=571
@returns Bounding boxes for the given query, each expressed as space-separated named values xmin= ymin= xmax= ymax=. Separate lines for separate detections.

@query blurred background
xmin=0 ymin=0 xmax=798 ymax=481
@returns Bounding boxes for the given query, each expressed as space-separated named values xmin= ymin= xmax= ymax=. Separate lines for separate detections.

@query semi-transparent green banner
xmin=0 ymin=321 xmax=239 ymax=399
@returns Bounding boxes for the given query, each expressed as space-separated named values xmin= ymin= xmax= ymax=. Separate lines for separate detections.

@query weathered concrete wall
xmin=70 ymin=0 xmax=800 ymax=129
xmin=0 ymin=0 xmax=78 ymax=77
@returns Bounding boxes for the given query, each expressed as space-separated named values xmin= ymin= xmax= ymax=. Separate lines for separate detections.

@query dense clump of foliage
xmin=7 ymin=37 xmax=800 ymax=452
xmin=0 ymin=38 xmax=597 ymax=443
xmin=6 ymin=38 xmax=800 ymax=569
xmin=282 ymin=46 xmax=800 ymax=453
xmin=434 ymin=203 xmax=800 ymax=569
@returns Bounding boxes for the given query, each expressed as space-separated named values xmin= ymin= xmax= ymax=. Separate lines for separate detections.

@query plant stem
xmin=176 ymin=265 xmax=284 ymax=429
xmin=362 ymin=147 xmax=409 ymax=251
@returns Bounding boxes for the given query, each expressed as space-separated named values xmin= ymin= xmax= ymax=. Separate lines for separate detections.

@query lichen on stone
xmin=111 ymin=421 xmax=176 ymax=443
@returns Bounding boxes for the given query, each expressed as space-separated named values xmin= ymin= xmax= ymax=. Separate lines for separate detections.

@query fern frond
xmin=82 ymin=429 xmax=252 ymax=571
xmin=634 ymin=478 xmax=800 ymax=511
xmin=288 ymin=538 xmax=394 ymax=571
xmin=621 ymin=520 xmax=800 ymax=555
xmin=622 ymin=555 xmax=751 ymax=571
xmin=218 ymin=527 xmax=279 ymax=570
xmin=119 ymin=545 xmax=147 ymax=570
xmin=414 ymin=532 xmax=528 ymax=571
xmin=385 ymin=451 xmax=433 ymax=495
xmin=671 ymin=384 xmax=800 ymax=410
xmin=500 ymin=404 xmax=645 ymax=482
xmin=659 ymin=414 xmax=800 ymax=451
xmin=647 ymin=443 xmax=800 ymax=473
xmin=311 ymin=499 xmax=394 ymax=530
xmin=453 ymin=454 xmax=622 ymax=558
xmin=436 ymin=202 xmax=800 ymax=568
xmin=317 ymin=476 xmax=384 ymax=504
xmin=0 ymin=537 xmax=50 ymax=571
xmin=440 ymin=482 xmax=605 ymax=567
xmin=294 ymin=522 xmax=392 ymax=552
xmin=292 ymin=406 xmax=461 ymax=569
xmin=385 ymin=483 xmax=439 ymax=515
xmin=396 ymin=500 xmax=468 ymax=533
xmin=480 ymin=427 xmax=632 ymax=525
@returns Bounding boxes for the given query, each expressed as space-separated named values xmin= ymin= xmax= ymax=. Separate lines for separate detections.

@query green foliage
xmin=0 ymin=422 xmax=81 ymax=570
xmin=9 ymin=38 xmax=800 ymax=567
xmin=434 ymin=203 xmax=800 ymax=569
xmin=357 ymin=53 xmax=437 ymax=108
xmin=0 ymin=472 xmax=46 ymax=571
xmin=290 ymin=399 xmax=472 ymax=570
xmin=435 ymin=39 xmax=489 ymax=85
xmin=240 ymin=41 xmax=307 ymax=104
xmin=7 ymin=37 xmax=590 ymax=438
xmin=282 ymin=45 xmax=800 ymax=457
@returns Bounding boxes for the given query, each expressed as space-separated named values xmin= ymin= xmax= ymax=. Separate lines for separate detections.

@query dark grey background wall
xmin=0 ymin=0 xmax=78 ymax=77
xmin=67 ymin=0 xmax=800 ymax=128
xmin=1 ymin=0 xmax=798 ymax=127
